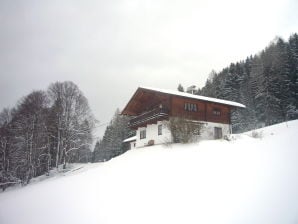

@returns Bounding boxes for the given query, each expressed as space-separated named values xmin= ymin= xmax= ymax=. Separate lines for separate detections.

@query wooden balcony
xmin=129 ymin=106 xmax=169 ymax=128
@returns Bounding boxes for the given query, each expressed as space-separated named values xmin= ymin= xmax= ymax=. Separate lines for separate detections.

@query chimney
xmin=186 ymin=85 xmax=197 ymax=94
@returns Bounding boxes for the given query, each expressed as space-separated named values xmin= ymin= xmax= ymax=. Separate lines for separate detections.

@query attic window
xmin=184 ymin=103 xmax=198 ymax=112
xmin=212 ymin=108 xmax=221 ymax=116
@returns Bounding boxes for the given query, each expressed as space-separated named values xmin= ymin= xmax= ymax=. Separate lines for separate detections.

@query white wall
xmin=130 ymin=141 xmax=136 ymax=149
xmin=136 ymin=121 xmax=172 ymax=148
xmin=135 ymin=120 xmax=231 ymax=148
xmin=198 ymin=121 xmax=230 ymax=140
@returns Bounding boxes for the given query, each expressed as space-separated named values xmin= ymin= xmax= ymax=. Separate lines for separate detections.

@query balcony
xmin=129 ymin=106 xmax=169 ymax=128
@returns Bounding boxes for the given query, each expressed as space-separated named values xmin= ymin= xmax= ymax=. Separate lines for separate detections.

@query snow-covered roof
xmin=140 ymin=86 xmax=246 ymax=108
xmin=123 ymin=136 xmax=137 ymax=143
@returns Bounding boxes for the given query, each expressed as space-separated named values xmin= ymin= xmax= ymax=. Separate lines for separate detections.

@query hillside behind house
xmin=198 ymin=33 xmax=298 ymax=133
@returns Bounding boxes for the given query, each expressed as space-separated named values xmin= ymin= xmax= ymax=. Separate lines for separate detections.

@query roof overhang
xmin=121 ymin=87 xmax=246 ymax=116
xmin=121 ymin=87 xmax=170 ymax=115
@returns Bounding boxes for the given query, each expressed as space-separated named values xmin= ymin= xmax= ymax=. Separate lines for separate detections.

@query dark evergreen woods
xmin=92 ymin=109 xmax=134 ymax=162
xmin=0 ymin=81 xmax=95 ymax=190
xmin=197 ymin=34 xmax=298 ymax=133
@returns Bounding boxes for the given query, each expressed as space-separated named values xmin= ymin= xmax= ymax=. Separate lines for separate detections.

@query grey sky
xmin=0 ymin=0 xmax=297 ymax=138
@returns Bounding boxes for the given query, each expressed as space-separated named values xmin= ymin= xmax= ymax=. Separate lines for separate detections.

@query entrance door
xmin=214 ymin=127 xmax=222 ymax=139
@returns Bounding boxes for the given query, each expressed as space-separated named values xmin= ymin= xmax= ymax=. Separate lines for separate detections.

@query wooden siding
xmin=170 ymin=96 xmax=230 ymax=124
xmin=170 ymin=96 xmax=206 ymax=120
xmin=205 ymin=102 xmax=230 ymax=124
xmin=122 ymin=89 xmax=170 ymax=115
xmin=122 ymin=88 xmax=233 ymax=128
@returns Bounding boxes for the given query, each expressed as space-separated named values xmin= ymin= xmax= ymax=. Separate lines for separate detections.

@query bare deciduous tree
xmin=10 ymin=91 xmax=49 ymax=184
xmin=167 ymin=117 xmax=203 ymax=143
xmin=0 ymin=81 xmax=96 ymax=189
xmin=47 ymin=81 xmax=95 ymax=169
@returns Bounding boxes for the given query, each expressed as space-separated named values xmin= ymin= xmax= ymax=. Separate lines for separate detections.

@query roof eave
xmin=121 ymin=87 xmax=142 ymax=115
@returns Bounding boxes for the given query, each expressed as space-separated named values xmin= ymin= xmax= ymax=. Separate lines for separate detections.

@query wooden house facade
xmin=122 ymin=87 xmax=245 ymax=148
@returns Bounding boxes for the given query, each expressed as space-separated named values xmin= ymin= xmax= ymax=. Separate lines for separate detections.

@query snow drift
xmin=0 ymin=120 xmax=298 ymax=224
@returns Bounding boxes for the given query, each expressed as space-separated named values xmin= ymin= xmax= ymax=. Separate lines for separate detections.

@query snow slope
xmin=0 ymin=121 xmax=298 ymax=224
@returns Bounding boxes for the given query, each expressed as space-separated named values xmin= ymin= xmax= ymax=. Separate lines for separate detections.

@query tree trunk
xmin=56 ymin=127 xmax=60 ymax=168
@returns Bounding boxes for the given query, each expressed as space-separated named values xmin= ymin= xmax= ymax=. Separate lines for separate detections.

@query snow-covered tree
xmin=7 ymin=91 xmax=49 ymax=184
xmin=200 ymin=33 xmax=298 ymax=131
xmin=177 ymin=84 xmax=184 ymax=92
xmin=93 ymin=109 xmax=131 ymax=162
xmin=47 ymin=81 xmax=95 ymax=169
xmin=167 ymin=116 xmax=203 ymax=143
xmin=0 ymin=81 xmax=96 ymax=188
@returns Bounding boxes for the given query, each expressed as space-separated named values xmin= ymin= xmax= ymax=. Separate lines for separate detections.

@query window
xmin=184 ymin=103 xmax=198 ymax=112
xmin=140 ymin=129 xmax=146 ymax=139
xmin=158 ymin=124 xmax=162 ymax=135
xmin=212 ymin=108 xmax=221 ymax=116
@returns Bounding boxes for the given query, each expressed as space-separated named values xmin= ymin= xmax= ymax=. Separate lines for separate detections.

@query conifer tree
xmin=93 ymin=109 xmax=131 ymax=162
xmin=200 ymin=33 xmax=298 ymax=131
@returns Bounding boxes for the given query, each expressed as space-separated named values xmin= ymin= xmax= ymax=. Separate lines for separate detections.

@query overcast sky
xmin=0 ymin=0 xmax=297 ymax=138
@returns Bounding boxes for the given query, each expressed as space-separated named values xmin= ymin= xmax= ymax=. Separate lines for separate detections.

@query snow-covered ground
xmin=0 ymin=120 xmax=298 ymax=224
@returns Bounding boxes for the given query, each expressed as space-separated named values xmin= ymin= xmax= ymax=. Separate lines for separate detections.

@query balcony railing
xmin=129 ymin=106 xmax=169 ymax=128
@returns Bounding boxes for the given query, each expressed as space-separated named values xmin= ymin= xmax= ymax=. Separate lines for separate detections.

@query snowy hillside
xmin=0 ymin=121 xmax=298 ymax=224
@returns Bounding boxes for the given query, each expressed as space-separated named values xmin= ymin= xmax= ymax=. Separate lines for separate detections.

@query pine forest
xmin=198 ymin=34 xmax=298 ymax=133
